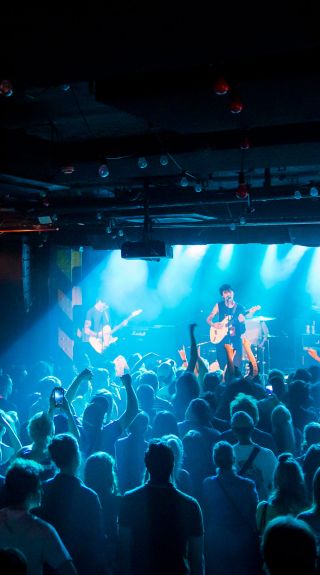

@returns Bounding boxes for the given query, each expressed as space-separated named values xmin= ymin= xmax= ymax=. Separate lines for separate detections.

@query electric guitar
xmin=89 ymin=309 xmax=143 ymax=354
xmin=210 ymin=305 xmax=261 ymax=345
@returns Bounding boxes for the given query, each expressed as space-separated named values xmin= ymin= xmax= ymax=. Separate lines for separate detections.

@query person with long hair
xmin=302 ymin=444 xmax=320 ymax=503
xmin=298 ymin=465 xmax=320 ymax=544
xmin=256 ymin=453 xmax=308 ymax=533
xmin=271 ymin=404 xmax=298 ymax=456
xmin=162 ymin=434 xmax=192 ymax=495
xmin=84 ymin=451 xmax=121 ymax=573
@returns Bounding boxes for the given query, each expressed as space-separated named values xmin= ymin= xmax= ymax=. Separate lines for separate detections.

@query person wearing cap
xmin=206 ymin=284 xmax=246 ymax=373
xmin=231 ymin=411 xmax=277 ymax=500
xmin=202 ymin=440 xmax=262 ymax=575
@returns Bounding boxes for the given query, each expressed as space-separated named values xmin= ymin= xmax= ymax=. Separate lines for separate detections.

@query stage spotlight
xmin=180 ymin=175 xmax=189 ymax=187
xmin=160 ymin=155 xmax=169 ymax=166
xmin=310 ymin=186 xmax=319 ymax=197
xmin=98 ymin=164 xmax=110 ymax=178
xmin=138 ymin=157 xmax=148 ymax=169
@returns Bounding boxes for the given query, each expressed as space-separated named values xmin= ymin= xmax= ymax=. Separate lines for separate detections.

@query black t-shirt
xmin=218 ymin=301 xmax=246 ymax=340
xmin=119 ymin=482 xmax=203 ymax=575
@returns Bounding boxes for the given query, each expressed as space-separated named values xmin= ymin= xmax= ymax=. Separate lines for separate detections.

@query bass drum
xmin=244 ymin=319 xmax=269 ymax=345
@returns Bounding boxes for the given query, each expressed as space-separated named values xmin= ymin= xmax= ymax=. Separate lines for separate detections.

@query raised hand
xmin=79 ymin=368 xmax=93 ymax=380
xmin=120 ymin=373 xmax=132 ymax=387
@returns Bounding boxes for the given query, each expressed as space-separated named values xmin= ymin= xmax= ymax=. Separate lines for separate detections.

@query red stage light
xmin=230 ymin=97 xmax=244 ymax=114
xmin=236 ymin=183 xmax=248 ymax=199
xmin=214 ymin=77 xmax=230 ymax=95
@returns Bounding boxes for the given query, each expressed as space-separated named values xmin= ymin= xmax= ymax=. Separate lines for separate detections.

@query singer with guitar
xmin=206 ymin=283 xmax=260 ymax=373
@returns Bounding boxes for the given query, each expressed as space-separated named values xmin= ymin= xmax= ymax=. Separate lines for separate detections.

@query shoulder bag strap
xmin=217 ymin=476 xmax=257 ymax=533
xmin=239 ymin=446 xmax=260 ymax=476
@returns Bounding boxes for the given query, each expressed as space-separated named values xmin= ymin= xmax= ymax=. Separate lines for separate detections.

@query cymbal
xmin=247 ymin=315 xmax=276 ymax=322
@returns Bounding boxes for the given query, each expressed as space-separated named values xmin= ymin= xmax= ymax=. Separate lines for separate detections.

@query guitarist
xmin=83 ymin=298 xmax=116 ymax=364
xmin=206 ymin=283 xmax=246 ymax=372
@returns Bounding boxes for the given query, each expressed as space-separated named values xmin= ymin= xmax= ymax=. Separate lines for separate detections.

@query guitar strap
xmin=227 ymin=302 xmax=237 ymax=336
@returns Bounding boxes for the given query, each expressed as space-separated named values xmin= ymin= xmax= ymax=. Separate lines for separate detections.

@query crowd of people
xmin=1 ymin=319 xmax=320 ymax=574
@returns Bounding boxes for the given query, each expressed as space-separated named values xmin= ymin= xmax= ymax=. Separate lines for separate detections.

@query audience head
xmin=27 ymin=411 xmax=54 ymax=445
xmin=202 ymin=372 xmax=221 ymax=393
xmin=84 ymin=451 xmax=118 ymax=495
xmin=136 ymin=384 xmax=155 ymax=410
xmin=145 ymin=440 xmax=174 ymax=484
xmin=162 ymin=434 xmax=184 ymax=471
xmin=90 ymin=391 xmax=113 ymax=417
xmin=37 ymin=375 xmax=62 ymax=402
xmin=137 ymin=371 xmax=159 ymax=393
xmin=287 ymin=379 xmax=311 ymax=407
xmin=82 ymin=393 xmax=111 ymax=429
xmin=268 ymin=376 xmax=286 ymax=400
xmin=182 ymin=429 xmax=207 ymax=467
xmin=157 ymin=361 xmax=176 ymax=388
xmin=231 ymin=410 xmax=254 ymax=442
xmin=151 ymin=410 xmax=179 ymax=439
xmin=272 ymin=453 xmax=306 ymax=508
xmin=293 ymin=368 xmax=312 ymax=383
xmin=213 ymin=441 xmax=235 ymax=471
xmin=48 ymin=433 xmax=80 ymax=472
xmin=268 ymin=369 xmax=285 ymax=384
xmin=0 ymin=548 xmax=28 ymax=575
xmin=5 ymin=459 xmax=43 ymax=509
xmin=230 ymin=393 xmax=259 ymax=426
xmin=262 ymin=515 xmax=317 ymax=575
xmin=128 ymin=411 xmax=149 ymax=435
xmin=303 ymin=422 xmax=320 ymax=451
xmin=271 ymin=404 xmax=292 ymax=428
xmin=185 ymin=398 xmax=212 ymax=426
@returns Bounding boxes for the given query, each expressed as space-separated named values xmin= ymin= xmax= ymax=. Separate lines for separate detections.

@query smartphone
xmin=265 ymin=385 xmax=273 ymax=395
xmin=53 ymin=386 xmax=64 ymax=407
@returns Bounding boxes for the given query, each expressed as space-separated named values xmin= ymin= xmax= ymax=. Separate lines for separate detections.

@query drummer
xmin=245 ymin=317 xmax=269 ymax=349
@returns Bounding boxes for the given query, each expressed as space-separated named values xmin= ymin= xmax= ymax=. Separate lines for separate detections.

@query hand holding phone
xmin=52 ymin=386 xmax=65 ymax=407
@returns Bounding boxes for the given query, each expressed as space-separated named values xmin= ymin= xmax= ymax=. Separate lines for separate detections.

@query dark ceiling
xmin=2 ymin=5 xmax=320 ymax=249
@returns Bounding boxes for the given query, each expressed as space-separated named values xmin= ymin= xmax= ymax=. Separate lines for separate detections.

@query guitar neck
xmin=111 ymin=322 xmax=126 ymax=335
xmin=111 ymin=315 xmax=134 ymax=335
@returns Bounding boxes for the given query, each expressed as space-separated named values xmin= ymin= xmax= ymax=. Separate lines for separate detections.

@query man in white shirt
xmin=0 ymin=458 xmax=77 ymax=575
xmin=231 ymin=410 xmax=277 ymax=500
